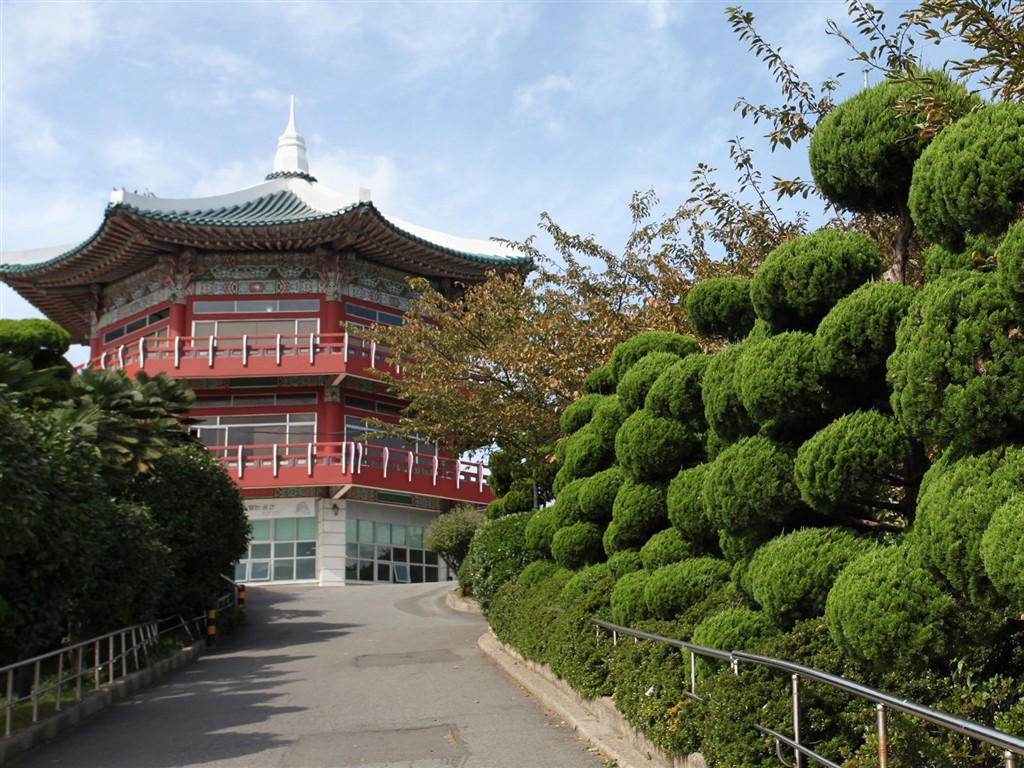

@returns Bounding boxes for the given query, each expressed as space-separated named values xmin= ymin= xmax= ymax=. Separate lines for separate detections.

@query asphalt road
xmin=10 ymin=583 xmax=610 ymax=768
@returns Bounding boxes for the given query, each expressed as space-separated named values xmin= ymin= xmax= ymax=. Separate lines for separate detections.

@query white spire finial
xmin=272 ymin=95 xmax=310 ymax=175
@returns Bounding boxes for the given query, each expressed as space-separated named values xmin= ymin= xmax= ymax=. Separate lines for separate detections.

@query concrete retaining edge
xmin=0 ymin=640 xmax=206 ymax=766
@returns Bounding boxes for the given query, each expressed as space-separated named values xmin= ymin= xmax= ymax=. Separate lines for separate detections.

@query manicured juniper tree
xmin=701 ymin=342 xmax=756 ymax=445
xmin=644 ymin=354 xmax=709 ymax=426
xmin=684 ymin=277 xmax=756 ymax=341
xmin=616 ymin=351 xmax=683 ymax=413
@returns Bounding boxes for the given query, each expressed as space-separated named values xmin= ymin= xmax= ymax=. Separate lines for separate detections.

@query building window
xmin=191 ymin=318 xmax=319 ymax=344
xmin=194 ymin=392 xmax=318 ymax=409
xmin=193 ymin=412 xmax=316 ymax=448
xmin=345 ymin=519 xmax=439 ymax=583
xmin=344 ymin=415 xmax=435 ymax=457
xmin=345 ymin=303 xmax=402 ymax=327
xmin=193 ymin=299 xmax=320 ymax=314
xmin=235 ymin=517 xmax=316 ymax=582
xmin=103 ymin=308 xmax=171 ymax=344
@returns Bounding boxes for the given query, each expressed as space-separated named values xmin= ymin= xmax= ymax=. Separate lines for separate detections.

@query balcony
xmin=90 ymin=332 xmax=395 ymax=383
xmin=207 ymin=441 xmax=494 ymax=505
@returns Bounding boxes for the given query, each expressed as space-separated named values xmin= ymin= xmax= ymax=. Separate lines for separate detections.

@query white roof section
xmin=1 ymin=243 xmax=83 ymax=268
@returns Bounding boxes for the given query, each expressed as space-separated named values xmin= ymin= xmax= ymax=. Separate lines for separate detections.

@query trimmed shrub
xmin=488 ymin=570 xmax=570 ymax=661
xmin=691 ymin=606 xmax=777 ymax=662
xmin=686 ymin=277 xmax=756 ymax=341
xmin=578 ymin=466 xmax=626 ymax=524
xmin=556 ymin=477 xmax=587 ymax=521
xmin=701 ymin=342 xmax=757 ymax=443
xmin=552 ymin=522 xmax=605 ymax=569
xmin=909 ymin=101 xmax=1024 ymax=251
xmin=560 ymin=393 xmax=603 ymax=435
xmin=640 ymin=527 xmax=693 ymax=571
xmin=524 ymin=505 xmax=560 ymax=558
xmin=607 ymin=549 xmax=643 ymax=581
xmin=518 ymin=559 xmax=562 ymax=587
xmin=614 ymin=408 xmax=703 ymax=481
xmin=747 ymin=527 xmax=872 ymax=628
xmin=922 ymin=235 xmax=998 ymax=281
xmin=645 ymin=354 xmax=709 ymax=425
xmin=644 ymin=557 xmax=731 ymax=620
xmin=998 ymin=221 xmax=1024 ymax=308
xmin=462 ymin=511 xmax=537 ymax=612
xmin=549 ymin=566 xmax=616 ymax=697
xmin=589 ymin=395 xmax=629 ymax=447
xmin=583 ymin=364 xmax=615 ymax=395
xmin=559 ymin=562 xmax=612 ymax=607
xmin=739 ymin=331 xmax=823 ymax=440
xmin=554 ymin=424 xmax=611 ymax=493
xmin=609 ymin=331 xmax=701 ymax=383
xmin=825 ymin=545 xmax=956 ymax=673
xmin=981 ymin=494 xmax=1024 ymax=610
xmin=610 ymin=570 xmax=652 ymax=626
xmin=423 ymin=505 xmax=486 ymax=574
xmin=617 ymin=351 xmax=682 ymax=413
xmin=604 ymin=479 xmax=669 ymax=555
xmin=750 ymin=230 xmax=881 ymax=333
xmin=667 ymin=464 xmax=717 ymax=552
xmin=889 ymin=271 xmax=1024 ymax=454
xmin=499 ymin=478 xmax=534 ymax=516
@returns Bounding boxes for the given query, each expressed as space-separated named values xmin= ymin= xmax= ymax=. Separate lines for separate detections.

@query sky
xmin=0 ymin=0 xmax=924 ymax=362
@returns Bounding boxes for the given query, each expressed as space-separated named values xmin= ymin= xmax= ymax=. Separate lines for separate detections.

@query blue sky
xmin=1 ymin=0 xmax=920 ymax=357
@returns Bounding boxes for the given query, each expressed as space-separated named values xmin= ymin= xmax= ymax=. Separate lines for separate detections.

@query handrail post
xmin=383 ymin=447 xmax=389 ymax=478
xmin=208 ymin=336 xmax=215 ymax=368
xmin=690 ymin=651 xmax=697 ymax=698
xmin=5 ymin=669 xmax=13 ymax=737
xmin=792 ymin=673 xmax=803 ymax=768
xmin=343 ymin=331 xmax=349 ymax=362
xmin=242 ymin=334 xmax=249 ymax=366
xmin=877 ymin=703 xmax=889 ymax=768
xmin=32 ymin=661 xmax=40 ymax=723
xmin=56 ymin=652 xmax=64 ymax=712
xmin=341 ymin=441 xmax=347 ymax=474
xmin=174 ymin=335 xmax=181 ymax=368
xmin=356 ymin=442 xmax=362 ymax=474
xmin=407 ymin=450 xmax=414 ymax=482
xmin=308 ymin=443 xmax=314 ymax=477
xmin=309 ymin=332 xmax=315 ymax=364
xmin=432 ymin=455 xmax=438 ymax=486
xmin=139 ymin=337 xmax=145 ymax=369
xmin=370 ymin=340 xmax=377 ymax=368
xmin=276 ymin=333 xmax=282 ymax=365
xmin=1005 ymin=750 xmax=1017 ymax=768
xmin=273 ymin=444 xmax=279 ymax=478
xmin=117 ymin=345 xmax=125 ymax=369
xmin=238 ymin=445 xmax=244 ymax=479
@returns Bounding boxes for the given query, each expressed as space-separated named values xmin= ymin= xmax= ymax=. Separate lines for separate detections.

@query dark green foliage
xmin=553 ymin=423 xmax=610 ymax=493
xmin=739 ymin=332 xmax=823 ymax=441
xmin=583 ymin=364 xmax=615 ymax=394
xmin=644 ymin=558 xmax=730 ymax=620
xmin=910 ymin=101 xmax=1024 ymax=251
xmin=610 ymin=570 xmax=651 ymax=626
xmin=685 ymin=277 xmax=756 ymax=341
xmin=462 ymin=510 xmax=536 ymax=612
xmin=667 ymin=464 xmax=717 ymax=553
xmin=746 ymin=527 xmax=871 ymax=628
xmin=691 ymin=607 xmax=777 ymax=665
xmin=981 ymin=495 xmax=1024 ymax=606
xmin=749 ymin=230 xmax=881 ymax=333
xmin=809 ymin=74 xmax=972 ymax=216
xmin=556 ymin=477 xmax=587 ymax=522
xmin=645 ymin=354 xmax=709 ymax=425
xmin=423 ymin=505 xmax=485 ymax=573
xmin=548 ymin=568 xmax=616 ymax=697
xmin=616 ymin=351 xmax=682 ymax=413
xmin=559 ymin=562 xmax=612 ymax=606
xmin=794 ymin=411 xmax=913 ymax=520
xmin=825 ymin=545 xmax=956 ymax=673
xmin=909 ymin=445 xmax=1024 ymax=601
xmin=889 ymin=272 xmax=1024 ymax=453
xmin=589 ymin=394 xmax=628 ymax=446
xmin=998 ymin=221 xmax=1024 ymax=307
xmin=922 ymin=235 xmax=998 ymax=281
xmin=604 ymin=478 xmax=669 ymax=555
xmin=0 ymin=318 xmax=72 ymax=371
xmin=123 ymin=443 xmax=250 ymax=617
xmin=487 ymin=449 xmax=525 ymax=498
xmin=487 ymin=570 xmax=570 ymax=661
xmin=640 ymin=528 xmax=693 ymax=570
xmin=609 ymin=331 xmax=701 ymax=383
xmin=702 ymin=437 xmax=804 ymax=535
xmin=701 ymin=342 xmax=756 ymax=443
xmin=500 ymin=478 xmax=534 ymax=515
xmin=606 ymin=549 xmax=643 ymax=581
xmin=524 ymin=505 xmax=560 ymax=558
xmin=517 ymin=559 xmax=562 ymax=587
xmin=560 ymin=393 xmax=603 ymax=434
xmin=615 ymin=408 xmax=703 ymax=481
xmin=551 ymin=522 xmax=605 ymax=569
xmin=578 ymin=466 xmax=626 ymax=524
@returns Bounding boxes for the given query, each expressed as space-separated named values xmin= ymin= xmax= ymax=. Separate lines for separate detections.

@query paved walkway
xmin=10 ymin=583 xmax=611 ymax=768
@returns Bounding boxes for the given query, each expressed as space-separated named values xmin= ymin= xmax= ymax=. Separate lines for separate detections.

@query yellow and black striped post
xmin=238 ymin=585 xmax=246 ymax=615
xmin=206 ymin=608 xmax=217 ymax=646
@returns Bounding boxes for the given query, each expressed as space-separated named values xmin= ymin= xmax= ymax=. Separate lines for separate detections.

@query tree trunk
xmin=882 ymin=202 xmax=914 ymax=284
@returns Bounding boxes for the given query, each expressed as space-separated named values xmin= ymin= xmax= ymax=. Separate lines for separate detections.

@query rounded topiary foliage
xmin=640 ymin=527 xmax=693 ymax=571
xmin=997 ymin=221 xmax=1024 ymax=308
xmin=583 ymin=364 xmax=616 ymax=395
xmin=590 ymin=395 xmax=629 ymax=447
xmin=691 ymin=606 xmax=777 ymax=657
xmin=910 ymin=101 xmax=1024 ymax=252
xmin=556 ymin=477 xmax=587 ymax=521
xmin=609 ymin=331 xmax=701 ymax=383
xmin=702 ymin=436 xmax=804 ymax=535
xmin=667 ymin=464 xmax=718 ymax=553
xmin=524 ymin=506 xmax=560 ymax=558
xmin=922 ymin=235 xmax=998 ymax=282
xmin=718 ymin=528 xmax=776 ymax=564
xmin=750 ymin=230 xmax=882 ymax=333
xmin=809 ymin=73 xmax=973 ymax=217
xmin=559 ymin=562 xmax=612 ymax=607
xmin=607 ymin=549 xmax=643 ymax=581
xmin=644 ymin=557 xmax=731 ymax=620
xmin=614 ymin=408 xmax=703 ymax=481
xmin=739 ymin=331 xmax=824 ymax=441
xmin=909 ymin=444 xmax=1024 ymax=602
xmin=702 ymin=342 xmax=757 ymax=444
xmin=794 ymin=410 xmax=912 ymax=519
xmin=981 ymin=495 xmax=1024 ymax=607
xmin=825 ymin=545 xmax=956 ymax=673
xmin=604 ymin=479 xmax=669 ymax=555
xmin=560 ymin=393 xmax=603 ymax=435
xmin=553 ymin=424 xmax=612 ymax=494
xmin=685 ymin=277 xmax=756 ymax=341
xmin=747 ymin=527 xmax=872 ymax=629
xmin=462 ymin=511 xmax=538 ymax=612
xmin=889 ymin=271 xmax=1024 ymax=454
xmin=498 ymin=478 xmax=534 ymax=517
xmin=578 ymin=466 xmax=627 ymax=524
xmin=610 ymin=569 xmax=652 ymax=626
xmin=616 ymin=351 xmax=682 ymax=413
xmin=518 ymin=559 xmax=563 ymax=587
xmin=552 ymin=522 xmax=606 ymax=570
xmin=645 ymin=354 xmax=709 ymax=426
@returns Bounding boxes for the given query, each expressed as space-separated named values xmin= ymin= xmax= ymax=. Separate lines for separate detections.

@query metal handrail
xmin=591 ymin=618 xmax=1023 ymax=768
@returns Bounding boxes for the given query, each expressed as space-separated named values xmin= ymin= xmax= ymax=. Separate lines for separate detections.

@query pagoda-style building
xmin=1 ymin=99 xmax=530 ymax=586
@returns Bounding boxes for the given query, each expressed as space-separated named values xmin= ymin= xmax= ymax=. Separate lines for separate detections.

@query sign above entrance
xmin=244 ymin=498 xmax=317 ymax=518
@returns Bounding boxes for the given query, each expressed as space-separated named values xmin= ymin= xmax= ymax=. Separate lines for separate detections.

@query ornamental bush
xmin=606 ymin=549 xmax=643 ymax=581
xmin=749 ymin=230 xmax=881 ymax=333
xmin=922 ymin=235 xmax=998 ymax=281
xmin=617 ymin=352 xmax=682 ymax=413
xmin=889 ymin=271 xmax=1024 ymax=454
xmin=998 ymin=221 xmax=1024 ymax=308
xmin=524 ymin=505 xmax=560 ymax=558
xmin=608 ymin=331 xmax=701 ymax=383
xmin=981 ymin=495 xmax=1024 ymax=607
xmin=560 ymin=393 xmax=603 ymax=434
xmin=610 ymin=569 xmax=652 ymax=626
xmin=583 ymin=364 xmax=615 ymax=394
xmin=825 ymin=545 xmax=956 ymax=673
xmin=605 ymin=479 xmax=669 ymax=555
xmin=738 ymin=332 xmax=824 ymax=441
xmin=558 ymin=562 xmax=612 ymax=607
xmin=578 ymin=466 xmax=626 ymax=524
xmin=690 ymin=606 xmax=777 ymax=666
xmin=551 ymin=522 xmax=605 ymax=570
xmin=554 ymin=423 xmax=611 ymax=493
xmin=909 ymin=101 xmax=1024 ymax=251
xmin=640 ymin=527 xmax=693 ymax=571
xmin=685 ymin=277 xmax=756 ymax=341
xmin=666 ymin=464 xmax=717 ymax=553
xmin=644 ymin=557 xmax=731 ymax=620
xmin=423 ymin=505 xmax=486 ymax=574
xmin=746 ymin=527 xmax=872 ymax=628
xmin=462 ymin=510 xmax=537 ymax=612
xmin=645 ymin=354 xmax=709 ymax=425
xmin=517 ymin=559 xmax=562 ymax=587
xmin=614 ymin=408 xmax=703 ymax=481
xmin=556 ymin=477 xmax=587 ymax=522
xmin=701 ymin=342 xmax=756 ymax=443
xmin=589 ymin=395 xmax=629 ymax=447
